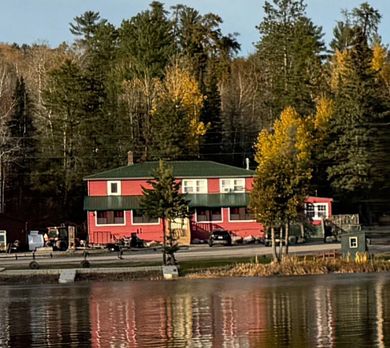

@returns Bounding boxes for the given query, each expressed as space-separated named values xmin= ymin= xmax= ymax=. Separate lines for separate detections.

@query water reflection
xmin=0 ymin=273 xmax=390 ymax=347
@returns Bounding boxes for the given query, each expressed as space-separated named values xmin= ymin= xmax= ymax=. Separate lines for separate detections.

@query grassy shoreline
xmin=185 ymin=256 xmax=390 ymax=279
xmin=1 ymin=255 xmax=390 ymax=283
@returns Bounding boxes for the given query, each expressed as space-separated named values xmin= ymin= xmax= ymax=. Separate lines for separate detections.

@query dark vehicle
xmin=106 ymin=243 xmax=121 ymax=252
xmin=208 ymin=229 xmax=232 ymax=247
xmin=130 ymin=233 xmax=145 ymax=248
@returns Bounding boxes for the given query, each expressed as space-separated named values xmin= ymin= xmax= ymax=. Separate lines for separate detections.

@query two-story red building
xmin=83 ymin=160 xmax=332 ymax=246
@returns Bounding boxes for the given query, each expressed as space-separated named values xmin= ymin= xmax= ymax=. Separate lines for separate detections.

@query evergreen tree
xmin=255 ymin=0 xmax=325 ymax=118
xmin=149 ymin=99 xmax=188 ymax=160
xmin=140 ymin=160 xmax=190 ymax=265
xmin=200 ymin=70 xmax=223 ymax=161
xmin=118 ymin=1 xmax=174 ymax=80
xmin=6 ymin=77 xmax=36 ymax=211
xmin=149 ymin=63 xmax=206 ymax=160
xmin=37 ymin=60 xmax=92 ymax=219
xmin=327 ymin=34 xmax=388 ymax=220
xmin=326 ymin=3 xmax=389 ymax=222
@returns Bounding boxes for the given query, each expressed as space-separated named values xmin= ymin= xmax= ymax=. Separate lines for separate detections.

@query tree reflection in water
xmin=0 ymin=273 xmax=389 ymax=347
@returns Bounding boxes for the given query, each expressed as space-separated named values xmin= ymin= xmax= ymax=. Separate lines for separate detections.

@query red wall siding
xmin=208 ymin=178 xmax=220 ymax=193
xmin=122 ymin=179 xmax=152 ymax=195
xmin=89 ymin=181 xmax=107 ymax=196
xmin=246 ymin=177 xmax=254 ymax=191
xmin=190 ymin=208 xmax=264 ymax=240
xmin=87 ymin=211 xmax=165 ymax=244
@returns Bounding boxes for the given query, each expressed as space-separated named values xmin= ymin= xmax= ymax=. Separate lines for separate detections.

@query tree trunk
xmin=271 ymin=226 xmax=278 ymax=262
xmin=321 ymin=217 xmax=325 ymax=242
xmin=284 ymin=223 xmax=289 ymax=256
xmin=278 ymin=226 xmax=283 ymax=260
xmin=300 ymin=223 xmax=305 ymax=240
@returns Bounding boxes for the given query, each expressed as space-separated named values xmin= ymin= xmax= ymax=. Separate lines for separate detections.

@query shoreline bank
xmin=1 ymin=256 xmax=390 ymax=284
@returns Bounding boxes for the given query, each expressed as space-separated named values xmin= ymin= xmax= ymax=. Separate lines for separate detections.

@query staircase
xmin=326 ymin=214 xmax=361 ymax=240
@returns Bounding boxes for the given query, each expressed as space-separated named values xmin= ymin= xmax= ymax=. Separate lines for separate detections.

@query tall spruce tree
xmin=118 ymin=1 xmax=174 ymax=80
xmin=327 ymin=29 xmax=388 ymax=221
xmin=6 ymin=77 xmax=36 ymax=212
xmin=140 ymin=160 xmax=190 ymax=265
xmin=149 ymin=100 xmax=188 ymax=160
xmin=199 ymin=70 xmax=223 ymax=161
xmin=255 ymin=0 xmax=325 ymax=119
xmin=325 ymin=3 xmax=390 ymax=222
xmin=37 ymin=60 xmax=93 ymax=219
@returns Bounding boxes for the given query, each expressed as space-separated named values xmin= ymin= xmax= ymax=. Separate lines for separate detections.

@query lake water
xmin=0 ymin=273 xmax=390 ymax=347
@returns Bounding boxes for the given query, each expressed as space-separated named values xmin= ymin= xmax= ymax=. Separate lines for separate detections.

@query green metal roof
xmin=84 ymin=193 xmax=250 ymax=211
xmin=84 ymin=161 xmax=254 ymax=180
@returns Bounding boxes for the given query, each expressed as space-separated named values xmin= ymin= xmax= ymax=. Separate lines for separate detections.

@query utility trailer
xmin=45 ymin=225 xmax=76 ymax=251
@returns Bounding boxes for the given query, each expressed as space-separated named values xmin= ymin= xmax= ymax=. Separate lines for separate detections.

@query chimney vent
xmin=127 ymin=151 xmax=134 ymax=166
xmin=245 ymin=158 xmax=250 ymax=170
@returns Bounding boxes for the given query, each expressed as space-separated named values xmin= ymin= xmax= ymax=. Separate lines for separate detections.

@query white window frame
xmin=131 ymin=210 xmax=160 ymax=226
xmin=195 ymin=208 xmax=223 ymax=223
xmin=182 ymin=179 xmax=208 ymax=194
xmin=220 ymin=178 xmax=245 ymax=193
xmin=228 ymin=207 xmax=256 ymax=222
xmin=349 ymin=237 xmax=358 ymax=248
xmin=305 ymin=203 xmax=329 ymax=220
xmin=95 ymin=210 xmax=126 ymax=226
xmin=107 ymin=180 xmax=121 ymax=196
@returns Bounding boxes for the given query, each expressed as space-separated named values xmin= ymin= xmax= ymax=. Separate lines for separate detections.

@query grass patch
xmin=179 ymin=255 xmax=271 ymax=275
xmin=185 ymin=255 xmax=390 ymax=279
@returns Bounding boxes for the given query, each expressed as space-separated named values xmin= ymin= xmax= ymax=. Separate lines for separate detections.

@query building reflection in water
xmin=88 ymin=276 xmax=390 ymax=347
xmin=0 ymin=274 xmax=390 ymax=347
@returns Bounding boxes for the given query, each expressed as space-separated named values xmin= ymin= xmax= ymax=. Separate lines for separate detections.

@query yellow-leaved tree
xmin=330 ymin=49 xmax=350 ymax=91
xmin=371 ymin=41 xmax=390 ymax=94
xmin=251 ymin=106 xmax=313 ymax=261
xmin=150 ymin=63 xmax=207 ymax=159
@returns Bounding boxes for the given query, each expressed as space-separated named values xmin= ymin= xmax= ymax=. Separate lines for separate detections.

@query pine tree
xmin=6 ymin=77 xmax=36 ymax=211
xmin=37 ymin=60 xmax=91 ymax=219
xmin=255 ymin=0 xmax=325 ymax=118
xmin=140 ymin=160 xmax=190 ymax=265
xmin=199 ymin=70 xmax=223 ymax=161
xmin=118 ymin=1 xmax=174 ymax=80
xmin=149 ymin=63 xmax=206 ymax=160
xmin=326 ymin=28 xmax=389 ymax=221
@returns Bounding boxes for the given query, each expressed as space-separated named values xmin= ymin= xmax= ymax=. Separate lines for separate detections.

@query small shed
xmin=341 ymin=231 xmax=367 ymax=258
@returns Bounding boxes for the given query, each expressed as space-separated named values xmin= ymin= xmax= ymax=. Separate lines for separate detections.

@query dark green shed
xmin=340 ymin=231 xmax=367 ymax=258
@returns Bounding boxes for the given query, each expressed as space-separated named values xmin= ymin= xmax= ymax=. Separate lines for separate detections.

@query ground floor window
xmin=229 ymin=207 xmax=255 ymax=221
xmin=196 ymin=208 xmax=222 ymax=222
xmin=96 ymin=210 xmax=125 ymax=225
xmin=132 ymin=209 xmax=159 ymax=224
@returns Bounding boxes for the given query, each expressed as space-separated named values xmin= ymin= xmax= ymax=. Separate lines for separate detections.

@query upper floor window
xmin=107 ymin=181 xmax=121 ymax=196
xmin=305 ymin=203 xmax=329 ymax=220
xmin=182 ymin=179 xmax=207 ymax=194
xmin=220 ymin=178 xmax=245 ymax=193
